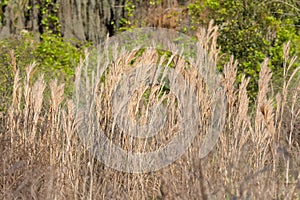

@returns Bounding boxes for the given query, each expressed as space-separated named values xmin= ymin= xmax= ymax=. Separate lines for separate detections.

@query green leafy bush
xmin=0 ymin=32 xmax=38 ymax=111
xmin=35 ymin=32 xmax=85 ymax=96
xmin=0 ymin=31 xmax=86 ymax=112
xmin=187 ymin=0 xmax=300 ymax=101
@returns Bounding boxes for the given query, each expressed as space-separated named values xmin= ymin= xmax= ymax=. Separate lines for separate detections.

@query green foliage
xmin=118 ymin=0 xmax=136 ymax=32
xmin=149 ymin=0 xmax=163 ymax=5
xmin=35 ymin=0 xmax=61 ymax=34
xmin=187 ymin=0 xmax=300 ymax=101
xmin=1 ymin=0 xmax=61 ymax=34
xmin=187 ymin=1 xmax=204 ymax=30
xmin=0 ymin=32 xmax=37 ymax=111
xmin=36 ymin=32 xmax=85 ymax=95
xmin=0 ymin=0 xmax=90 ymax=109
xmin=0 ymin=31 xmax=87 ymax=111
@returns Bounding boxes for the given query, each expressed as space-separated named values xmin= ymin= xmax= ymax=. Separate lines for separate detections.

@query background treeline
xmin=0 ymin=0 xmax=299 ymax=110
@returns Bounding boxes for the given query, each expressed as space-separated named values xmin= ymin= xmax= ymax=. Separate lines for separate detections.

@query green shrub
xmin=35 ymin=32 xmax=85 ymax=96
xmin=187 ymin=0 xmax=300 ymax=102
xmin=0 ymin=31 xmax=87 ymax=112
xmin=0 ymin=32 xmax=38 ymax=112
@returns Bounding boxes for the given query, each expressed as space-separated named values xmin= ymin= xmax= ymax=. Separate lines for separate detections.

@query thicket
xmin=0 ymin=0 xmax=299 ymax=110
xmin=186 ymin=0 xmax=300 ymax=101
xmin=118 ymin=0 xmax=300 ymax=102
xmin=0 ymin=32 xmax=86 ymax=112
xmin=0 ymin=0 xmax=89 ymax=111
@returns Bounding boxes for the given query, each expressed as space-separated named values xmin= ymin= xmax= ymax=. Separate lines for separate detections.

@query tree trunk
xmin=0 ymin=0 xmax=125 ymax=43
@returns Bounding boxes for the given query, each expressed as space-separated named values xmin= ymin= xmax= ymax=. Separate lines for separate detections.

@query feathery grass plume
xmin=48 ymin=79 xmax=65 ymax=165
xmin=31 ymin=75 xmax=46 ymax=140
xmin=274 ymin=42 xmax=300 ymax=186
xmin=277 ymin=42 xmax=299 ymax=142
xmin=222 ymin=56 xmax=238 ymax=128
xmin=196 ymin=20 xmax=219 ymax=64
xmin=22 ymin=62 xmax=35 ymax=143
xmin=232 ymin=75 xmax=251 ymax=163
xmin=246 ymin=58 xmax=276 ymax=180
xmin=8 ymin=51 xmax=20 ymax=147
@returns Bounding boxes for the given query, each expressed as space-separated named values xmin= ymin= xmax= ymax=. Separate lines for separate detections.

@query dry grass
xmin=1 ymin=25 xmax=300 ymax=200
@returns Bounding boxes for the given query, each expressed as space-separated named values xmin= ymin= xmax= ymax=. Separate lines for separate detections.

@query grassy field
xmin=1 ymin=25 xmax=300 ymax=199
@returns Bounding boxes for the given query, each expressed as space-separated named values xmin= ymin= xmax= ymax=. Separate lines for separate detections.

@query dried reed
xmin=1 ymin=25 xmax=299 ymax=200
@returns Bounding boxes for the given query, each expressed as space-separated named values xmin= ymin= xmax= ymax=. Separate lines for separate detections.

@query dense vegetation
xmin=121 ymin=0 xmax=300 ymax=101
xmin=186 ymin=0 xmax=300 ymax=100
xmin=0 ymin=0 xmax=299 ymax=108
xmin=0 ymin=0 xmax=300 ymax=199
